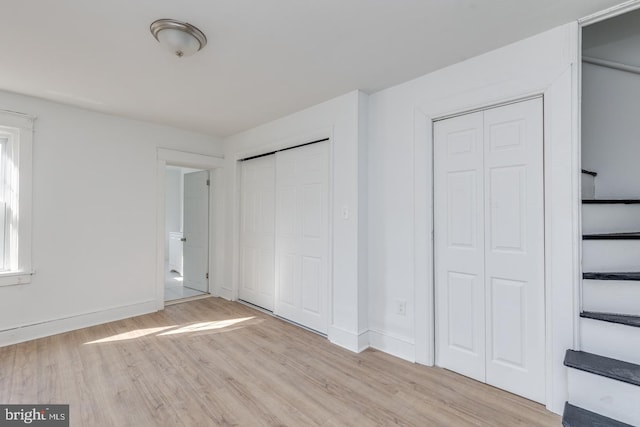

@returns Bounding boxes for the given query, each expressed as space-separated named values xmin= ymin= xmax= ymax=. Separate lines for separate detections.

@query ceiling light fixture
xmin=150 ymin=19 xmax=207 ymax=58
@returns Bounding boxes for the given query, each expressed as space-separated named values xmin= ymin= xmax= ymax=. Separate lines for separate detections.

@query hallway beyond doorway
xmin=164 ymin=263 xmax=206 ymax=302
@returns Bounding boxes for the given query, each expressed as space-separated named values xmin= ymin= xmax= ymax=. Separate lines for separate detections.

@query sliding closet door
xmin=239 ymin=155 xmax=276 ymax=311
xmin=434 ymin=111 xmax=486 ymax=382
xmin=434 ymin=98 xmax=545 ymax=403
xmin=483 ymin=99 xmax=545 ymax=403
xmin=275 ymin=142 xmax=330 ymax=334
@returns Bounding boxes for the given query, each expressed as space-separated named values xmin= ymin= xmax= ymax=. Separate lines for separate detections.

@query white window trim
xmin=0 ymin=109 xmax=35 ymax=286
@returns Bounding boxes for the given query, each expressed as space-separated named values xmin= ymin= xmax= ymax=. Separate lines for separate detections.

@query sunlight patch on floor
xmin=83 ymin=317 xmax=259 ymax=344
xmin=157 ymin=317 xmax=256 ymax=336
xmin=84 ymin=326 xmax=175 ymax=344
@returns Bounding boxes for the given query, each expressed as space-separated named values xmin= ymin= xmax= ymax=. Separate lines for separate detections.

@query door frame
xmin=156 ymin=148 xmax=225 ymax=310
xmin=414 ymin=61 xmax=580 ymax=414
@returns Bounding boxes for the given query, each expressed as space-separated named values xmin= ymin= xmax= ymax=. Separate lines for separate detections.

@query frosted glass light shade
xmin=156 ymin=28 xmax=201 ymax=57
xmin=150 ymin=19 xmax=207 ymax=58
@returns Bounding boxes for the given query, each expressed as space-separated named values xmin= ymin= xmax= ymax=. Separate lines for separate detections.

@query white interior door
xmin=434 ymin=111 xmax=486 ymax=382
xmin=275 ymin=142 xmax=329 ymax=334
xmin=483 ymin=99 xmax=545 ymax=403
xmin=239 ymin=155 xmax=276 ymax=311
xmin=183 ymin=170 xmax=209 ymax=293
xmin=434 ymin=97 xmax=545 ymax=403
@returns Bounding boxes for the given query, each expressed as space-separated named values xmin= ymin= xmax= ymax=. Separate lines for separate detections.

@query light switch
xmin=342 ymin=206 xmax=349 ymax=219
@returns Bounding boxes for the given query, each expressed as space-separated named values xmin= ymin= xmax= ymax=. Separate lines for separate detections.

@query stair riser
xmin=567 ymin=368 xmax=640 ymax=426
xmin=582 ymin=174 xmax=595 ymax=200
xmin=582 ymin=240 xmax=640 ymax=272
xmin=582 ymin=204 xmax=640 ymax=234
xmin=583 ymin=280 xmax=640 ymax=316
xmin=580 ymin=318 xmax=640 ymax=365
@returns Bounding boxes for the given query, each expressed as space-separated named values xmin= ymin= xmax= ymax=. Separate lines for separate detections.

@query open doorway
xmin=164 ymin=165 xmax=210 ymax=302
xmin=156 ymin=148 xmax=224 ymax=310
xmin=581 ymin=8 xmax=640 ymax=318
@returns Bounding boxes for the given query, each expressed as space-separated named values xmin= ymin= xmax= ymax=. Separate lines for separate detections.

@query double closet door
xmin=239 ymin=142 xmax=329 ymax=334
xmin=434 ymin=98 xmax=545 ymax=403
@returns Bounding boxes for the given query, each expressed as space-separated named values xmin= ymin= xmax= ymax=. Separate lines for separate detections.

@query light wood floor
xmin=0 ymin=297 xmax=560 ymax=426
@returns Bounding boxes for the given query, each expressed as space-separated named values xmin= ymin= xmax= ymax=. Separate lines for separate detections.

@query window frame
xmin=0 ymin=135 xmax=9 ymax=271
xmin=0 ymin=109 xmax=35 ymax=286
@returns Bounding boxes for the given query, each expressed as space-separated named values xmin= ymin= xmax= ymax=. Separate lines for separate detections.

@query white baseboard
xmin=358 ymin=330 xmax=370 ymax=352
xmin=368 ymin=329 xmax=415 ymax=362
xmin=208 ymin=282 xmax=221 ymax=298
xmin=328 ymin=326 xmax=369 ymax=353
xmin=0 ymin=300 xmax=157 ymax=347
xmin=217 ymin=286 xmax=234 ymax=301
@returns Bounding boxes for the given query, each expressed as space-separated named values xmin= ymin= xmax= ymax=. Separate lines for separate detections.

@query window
xmin=0 ymin=109 xmax=34 ymax=286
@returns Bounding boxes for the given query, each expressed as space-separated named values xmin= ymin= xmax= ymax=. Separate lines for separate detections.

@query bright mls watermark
xmin=0 ymin=405 xmax=68 ymax=426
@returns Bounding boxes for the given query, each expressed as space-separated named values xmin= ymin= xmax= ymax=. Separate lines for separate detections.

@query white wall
xmin=367 ymin=23 xmax=579 ymax=414
xmin=582 ymin=63 xmax=640 ymax=198
xmin=0 ymin=90 xmax=222 ymax=344
xmin=222 ymin=90 xmax=369 ymax=352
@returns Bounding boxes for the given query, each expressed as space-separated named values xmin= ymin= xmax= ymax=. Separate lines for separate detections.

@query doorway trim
xmin=156 ymin=148 xmax=225 ymax=310
xmin=413 ymin=54 xmax=580 ymax=414
xmin=579 ymin=0 xmax=640 ymax=26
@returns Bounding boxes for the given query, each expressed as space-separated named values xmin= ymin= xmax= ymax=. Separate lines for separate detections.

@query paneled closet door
xmin=239 ymin=155 xmax=276 ymax=311
xmin=434 ymin=97 xmax=545 ymax=404
xmin=275 ymin=142 xmax=330 ymax=334
xmin=434 ymin=111 xmax=486 ymax=382
xmin=483 ymin=99 xmax=545 ymax=403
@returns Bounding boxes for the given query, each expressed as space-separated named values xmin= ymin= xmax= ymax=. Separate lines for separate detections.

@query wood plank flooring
xmin=0 ymin=297 xmax=560 ymax=426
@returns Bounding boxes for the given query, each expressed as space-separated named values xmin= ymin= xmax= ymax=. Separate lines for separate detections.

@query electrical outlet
xmin=396 ymin=299 xmax=407 ymax=316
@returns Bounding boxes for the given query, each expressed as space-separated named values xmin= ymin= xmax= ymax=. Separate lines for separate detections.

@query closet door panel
xmin=484 ymin=98 xmax=545 ymax=403
xmin=275 ymin=142 xmax=329 ymax=334
xmin=434 ymin=111 xmax=486 ymax=382
xmin=239 ymin=155 xmax=276 ymax=311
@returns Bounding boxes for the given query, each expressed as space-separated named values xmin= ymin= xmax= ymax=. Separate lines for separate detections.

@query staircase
xmin=562 ymin=171 xmax=640 ymax=426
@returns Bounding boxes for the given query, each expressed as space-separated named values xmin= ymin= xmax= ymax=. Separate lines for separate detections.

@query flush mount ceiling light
xmin=150 ymin=19 xmax=207 ymax=58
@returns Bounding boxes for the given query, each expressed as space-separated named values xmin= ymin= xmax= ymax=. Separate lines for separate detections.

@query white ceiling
xmin=583 ymin=6 xmax=640 ymax=67
xmin=0 ymin=0 xmax=626 ymax=137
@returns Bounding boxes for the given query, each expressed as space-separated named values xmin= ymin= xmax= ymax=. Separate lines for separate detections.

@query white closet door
xmin=483 ymin=99 xmax=545 ymax=403
xmin=239 ymin=155 xmax=276 ymax=311
xmin=275 ymin=142 xmax=329 ymax=334
xmin=434 ymin=97 xmax=545 ymax=404
xmin=434 ymin=111 xmax=486 ymax=382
